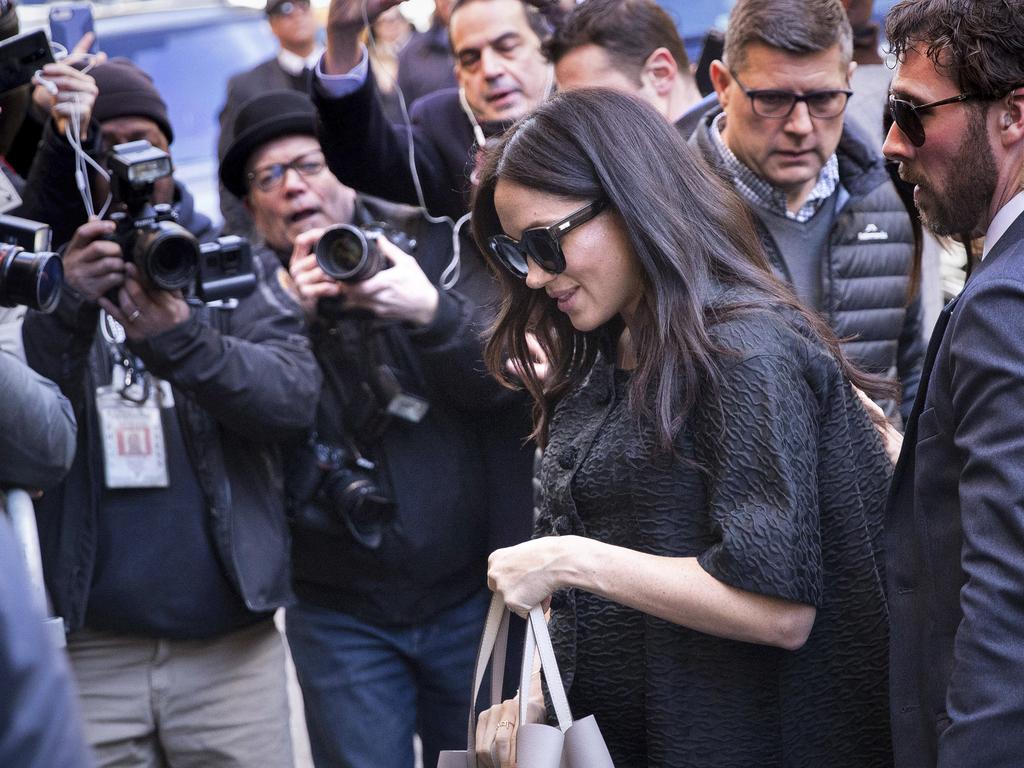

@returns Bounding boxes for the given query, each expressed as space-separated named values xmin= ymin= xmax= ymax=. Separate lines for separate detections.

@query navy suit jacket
xmin=886 ymin=210 xmax=1024 ymax=768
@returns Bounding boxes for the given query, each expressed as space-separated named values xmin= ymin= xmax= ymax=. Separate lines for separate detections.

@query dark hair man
xmin=881 ymin=2 xmax=1024 ymax=766
xmin=220 ymin=88 xmax=529 ymax=768
xmin=313 ymin=0 xmax=555 ymax=221
xmin=694 ymin=0 xmax=924 ymax=423
xmin=217 ymin=0 xmax=323 ymax=236
xmin=545 ymin=0 xmax=716 ymax=137
xmin=20 ymin=62 xmax=320 ymax=768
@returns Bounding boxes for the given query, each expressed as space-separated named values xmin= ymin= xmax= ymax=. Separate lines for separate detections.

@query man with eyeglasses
xmin=217 ymin=0 xmax=322 ymax=237
xmin=880 ymin=2 xmax=1024 ymax=767
xmin=221 ymin=89 xmax=524 ymax=768
xmin=693 ymin=0 xmax=924 ymax=424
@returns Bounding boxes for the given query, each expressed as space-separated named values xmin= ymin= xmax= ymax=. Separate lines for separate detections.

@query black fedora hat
xmin=219 ymin=89 xmax=318 ymax=198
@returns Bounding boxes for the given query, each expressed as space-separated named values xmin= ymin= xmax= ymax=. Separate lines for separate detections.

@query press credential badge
xmin=96 ymin=366 xmax=170 ymax=489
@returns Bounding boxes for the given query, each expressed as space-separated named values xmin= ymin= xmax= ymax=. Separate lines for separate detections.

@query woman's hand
xmin=475 ymin=679 xmax=547 ymax=767
xmin=488 ymin=536 xmax=581 ymax=617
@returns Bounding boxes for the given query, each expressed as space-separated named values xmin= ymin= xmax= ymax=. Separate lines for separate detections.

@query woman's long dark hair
xmin=472 ymin=88 xmax=893 ymax=449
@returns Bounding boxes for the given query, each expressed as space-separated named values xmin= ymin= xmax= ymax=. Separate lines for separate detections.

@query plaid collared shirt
xmin=708 ymin=112 xmax=840 ymax=223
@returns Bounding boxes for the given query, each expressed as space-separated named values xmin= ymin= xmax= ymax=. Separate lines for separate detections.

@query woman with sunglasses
xmin=471 ymin=89 xmax=894 ymax=768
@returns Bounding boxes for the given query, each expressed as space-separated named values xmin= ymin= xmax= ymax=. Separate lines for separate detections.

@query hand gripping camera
xmin=0 ymin=214 xmax=63 ymax=313
xmin=107 ymin=140 xmax=256 ymax=302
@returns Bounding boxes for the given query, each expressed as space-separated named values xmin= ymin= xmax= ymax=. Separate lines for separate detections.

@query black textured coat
xmin=539 ymin=299 xmax=893 ymax=767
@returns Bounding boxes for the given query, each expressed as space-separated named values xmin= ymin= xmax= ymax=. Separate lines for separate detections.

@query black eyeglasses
xmin=730 ymin=70 xmax=852 ymax=119
xmin=268 ymin=0 xmax=309 ymax=17
xmin=887 ymin=92 xmax=990 ymax=147
xmin=248 ymin=151 xmax=326 ymax=193
xmin=488 ymin=199 xmax=607 ymax=279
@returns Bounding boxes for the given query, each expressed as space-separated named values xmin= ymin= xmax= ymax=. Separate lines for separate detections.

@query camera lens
xmin=0 ymin=243 xmax=64 ymax=313
xmin=138 ymin=221 xmax=200 ymax=291
xmin=315 ymin=225 xmax=386 ymax=283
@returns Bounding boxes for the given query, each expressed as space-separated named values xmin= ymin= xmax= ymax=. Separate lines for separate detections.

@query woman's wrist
xmin=552 ymin=535 xmax=601 ymax=594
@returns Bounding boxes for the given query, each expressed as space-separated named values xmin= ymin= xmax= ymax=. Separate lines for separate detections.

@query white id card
xmin=96 ymin=386 xmax=169 ymax=489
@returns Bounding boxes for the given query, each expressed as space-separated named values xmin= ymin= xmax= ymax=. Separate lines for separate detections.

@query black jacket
xmin=22 ymin=247 xmax=321 ymax=632
xmin=693 ymin=113 xmax=925 ymax=423
xmin=314 ymin=70 xmax=476 ymax=220
xmin=396 ymin=22 xmax=456 ymax=109
xmin=886 ymin=211 xmax=1024 ymax=768
xmin=269 ymin=197 xmax=532 ymax=626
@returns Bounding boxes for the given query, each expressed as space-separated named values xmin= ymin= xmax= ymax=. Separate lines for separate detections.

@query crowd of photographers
xmin=1 ymin=0 xmax=1020 ymax=765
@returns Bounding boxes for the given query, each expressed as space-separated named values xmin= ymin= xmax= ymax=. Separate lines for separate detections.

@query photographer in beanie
xmin=221 ymin=88 xmax=525 ymax=768
xmin=22 ymin=58 xmax=215 ymax=249
xmin=20 ymin=64 xmax=320 ymax=768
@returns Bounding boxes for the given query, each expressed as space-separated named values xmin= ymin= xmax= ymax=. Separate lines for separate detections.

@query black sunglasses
xmin=887 ymin=92 xmax=989 ymax=147
xmin=488 ymin=199 xmax=607 ymax=279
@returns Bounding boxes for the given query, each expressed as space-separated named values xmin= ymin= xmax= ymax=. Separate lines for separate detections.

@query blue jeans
xmin=286 ymin=590 xmax=489 ymax=768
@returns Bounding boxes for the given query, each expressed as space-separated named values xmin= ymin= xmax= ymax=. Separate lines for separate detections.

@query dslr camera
xmin=289 ymin=436 xmax=395 ymax=550
xmin=315 ymin=223 xmax=415 ymax=284
xmin=0 ymin=214 xmax=63 ymax=313
xmin=107 ymin=140 xmax=256 ymax=302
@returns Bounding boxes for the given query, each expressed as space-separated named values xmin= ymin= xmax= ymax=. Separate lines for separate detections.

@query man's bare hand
xmin=31 ymin=33 xmax=105 ymax=135
xmin=324 ymin=0 xmax=403 ymax=73
xmin=62 ymin=219 xmax=125 ymax=302
xmin=98 ymin=263 xmax=190 ymax=342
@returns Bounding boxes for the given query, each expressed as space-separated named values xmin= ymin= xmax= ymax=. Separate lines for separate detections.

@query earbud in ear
xmin=1004 ymin=113 xmax=1014 ymax=128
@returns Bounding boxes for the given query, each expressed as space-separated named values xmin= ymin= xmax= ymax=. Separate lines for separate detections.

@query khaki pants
xmin=67 ymin=619 xmax=294 ymax=768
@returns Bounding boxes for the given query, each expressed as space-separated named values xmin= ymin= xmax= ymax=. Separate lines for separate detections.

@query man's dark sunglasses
xmin=730 ymin=70 xmax=852 ymax=119
xmin=488 ymin=199 xmax=607 ymax=279
xmin=888 ymin=92 xmax=992 ymax=147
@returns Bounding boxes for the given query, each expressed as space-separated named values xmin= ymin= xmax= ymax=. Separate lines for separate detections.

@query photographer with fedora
xmin=221 ymin=88 xmax=529 ymax=768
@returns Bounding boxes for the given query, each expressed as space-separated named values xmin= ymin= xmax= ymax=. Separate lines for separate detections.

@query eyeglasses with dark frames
xmin=887 ymin=92 xmax=992 ymax=147
xmin=247 ymin=151 xmax=327 ymax=193
xmin=730 ymin=69 xmax=852 ymax=119
xmin=488 ymin=199 xmax=607 ymax=279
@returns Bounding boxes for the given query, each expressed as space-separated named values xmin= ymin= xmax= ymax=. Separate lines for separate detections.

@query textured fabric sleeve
xmin=695 ymin=351 xmax=823 ymax=607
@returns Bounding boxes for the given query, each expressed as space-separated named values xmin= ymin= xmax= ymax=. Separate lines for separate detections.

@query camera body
xmin=289 ymin=436 xmax=396 ymax=550
xmin=107 ymin=140 xmax=256 ymax=301
xmin=314 ymin=222 xmax=415 ymax=284
xmin=0 ymin=214 xmax=63 ymax=313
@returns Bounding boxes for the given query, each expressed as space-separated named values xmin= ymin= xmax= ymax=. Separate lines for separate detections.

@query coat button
xmin=558 ymin=446 xmax=578 ymax=470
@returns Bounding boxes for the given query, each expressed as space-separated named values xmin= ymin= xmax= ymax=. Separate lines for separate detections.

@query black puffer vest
xmin=693 ymin=114 xmax=917 ymax=417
